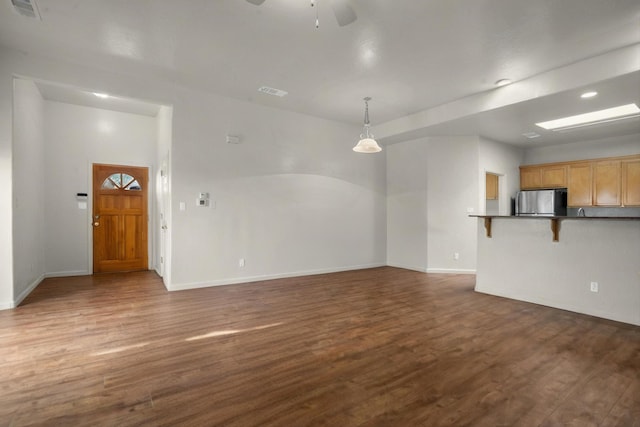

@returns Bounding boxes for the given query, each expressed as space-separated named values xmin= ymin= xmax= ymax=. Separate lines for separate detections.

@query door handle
xmin=161 ymin=225 xmax=168 ymax=230
xmin=93 ymin=222 xmax=100 ymax=227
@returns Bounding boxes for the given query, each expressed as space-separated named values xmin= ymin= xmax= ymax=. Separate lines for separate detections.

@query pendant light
xmin=353 ymin=97 xmax=382 ymax=153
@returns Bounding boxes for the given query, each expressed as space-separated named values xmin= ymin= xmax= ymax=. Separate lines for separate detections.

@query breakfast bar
xmin=473 ymin=215 xmax=640 ymax=326
xmin=476 ymin=215 xmax=640 ymax=242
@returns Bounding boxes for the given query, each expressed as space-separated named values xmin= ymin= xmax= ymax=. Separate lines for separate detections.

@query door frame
xmin=86 ymin=161 xmax=154 ymax=274
xmin=482 ymin=169 xmax=509 ymax=216
xmin=156 ymin=150 xmax=171 ymax=288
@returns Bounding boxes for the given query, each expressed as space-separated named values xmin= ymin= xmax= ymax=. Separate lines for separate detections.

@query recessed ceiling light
xmin=495 ymin=79 xmax=512 ymax=87
xmin=580 ymin=91 xmax=598 ymax=99
xmin=535 ymin=103 xmax=640 ymax=131
xmin=93 ymin=92 xmax=110 ymax=99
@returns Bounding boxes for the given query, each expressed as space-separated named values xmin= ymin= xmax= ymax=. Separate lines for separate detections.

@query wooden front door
xmin=93 ymin=164 xmax=148 ymax=273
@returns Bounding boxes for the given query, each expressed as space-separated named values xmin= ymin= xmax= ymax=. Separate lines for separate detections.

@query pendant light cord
xmin=362 ymin=97 xmax=372 ymax=138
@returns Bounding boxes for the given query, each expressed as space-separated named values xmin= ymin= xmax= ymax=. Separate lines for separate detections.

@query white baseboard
xmin=385 ymin=264 xmax=476 ymax=275
xmin=9 ymin=271 xmax=90 ymax=309
xmin=154 ymin=268 xmax=172 ymax=291
xmin=474 ymin=287 xmax=640 ymax=327
xmin=426 ymin=268 xmax=476 ymax=274
xmin=0 ymin=270 xmax=91 ymax=310
xmin=169 ymin=263 xmax=385 ymax=292
xmin=386 ymin=263 xmax=427 ymax=273
xmin=13 ymin=273 xmax=45 ymax=308
xmin=44 ymin=270 xmax=90 ymax=278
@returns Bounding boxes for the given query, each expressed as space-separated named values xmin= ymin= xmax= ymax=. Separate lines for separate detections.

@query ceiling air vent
xmin=258 ymin=86 xmax=288 ymax=97
xmin=11 ymin=0 xmax=42 ymax=20
xmin=522 ymin=132 xmax=541 ymax=139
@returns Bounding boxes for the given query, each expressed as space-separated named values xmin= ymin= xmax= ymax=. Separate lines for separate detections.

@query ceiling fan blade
xmin=246 ymin=0 xmax=266 ymax=5
xmin=329 ymin=0 xmax=357 ymax=27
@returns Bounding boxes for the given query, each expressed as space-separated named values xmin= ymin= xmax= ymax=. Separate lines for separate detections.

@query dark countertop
xmin=470 ymin=215 xmax=640 ymax=220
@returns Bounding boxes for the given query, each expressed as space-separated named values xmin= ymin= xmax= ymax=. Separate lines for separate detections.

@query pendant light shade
xmin=352 ymin=137 xmax=381 ymax=153
xmin=353 ymin=97 xmax=382 ymax=153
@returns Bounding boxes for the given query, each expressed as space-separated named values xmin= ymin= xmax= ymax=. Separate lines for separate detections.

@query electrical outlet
xmin=453 ymin=252 xmax=460 ymax=260
xmin=590 ymin=281 xmax=599 ymax=293
xmin=238 ymin=258 xmax=245 ymax=268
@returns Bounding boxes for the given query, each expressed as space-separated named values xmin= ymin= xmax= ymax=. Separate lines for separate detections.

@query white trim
xmin=12 ymin=273 xmax=45 ymax=308
xmin=168 ymin=263 xmax=385 ymax=292
xmin=86 ymin=161 xmax=93 ymax=274
xmin=386 ymin=263 xmax=427 ymax=273
xmin=426 ymin=268 xmax=477 ymax=274
xmin=3 ymin=270 xmax=92 ymax=309
xmin=474 ymin=287 xmax=640 ymax=327
xmin=45 ymin=270 xmax=90 ymax=278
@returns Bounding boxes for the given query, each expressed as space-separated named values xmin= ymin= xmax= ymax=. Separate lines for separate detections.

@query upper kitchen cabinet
xmin=541 ymin=165 xmax=568 ymax=188
xmin=520 ymin=164 xmax=567 ymax=189
xmin=622 ymin=159 xmax=640 ymax=206
xmin=520 ymin=166 xmax=541 ymax=189
xmin=527 ymin=154 xmax=640 ymax=208
xmin=593 ymin=160 xmax=621 ymax=206
xmin=568 ymin=163 xmax=593 ymax=207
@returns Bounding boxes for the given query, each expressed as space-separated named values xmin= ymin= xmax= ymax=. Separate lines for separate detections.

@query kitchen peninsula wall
xmin=475 ymin=216 xmax=640 ymax=326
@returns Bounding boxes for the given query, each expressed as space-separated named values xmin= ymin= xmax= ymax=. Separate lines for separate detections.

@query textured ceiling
xmin=1 ymin=0 xmax=639 ymax=146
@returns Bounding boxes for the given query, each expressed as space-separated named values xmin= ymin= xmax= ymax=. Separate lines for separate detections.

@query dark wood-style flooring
xmin=1 ymin=267 xmax=639 ymax=426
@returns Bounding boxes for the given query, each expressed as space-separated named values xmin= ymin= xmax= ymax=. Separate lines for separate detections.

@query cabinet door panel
xmin=622 ymin=160 xmax=640 ymax=206
xmin=541 ymin=165 xmax=567 ymax=188
xmin=568 ymin=163 xmax=592 ymax=207
xmin=486 ymin=173 xmax=498 ymax=200
xmin=520 ymin=167 xmax=541 ymax=189
xmin=594 ymin=161 xmax=621 ymax=206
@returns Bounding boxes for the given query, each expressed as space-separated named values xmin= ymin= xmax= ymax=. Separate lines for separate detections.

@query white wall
xmin=0 ymin=51 xmax=15 ymax=308
xmin=0 ymin=45 xmax=387 ymax=301
xmin=386 ymin=139 xmax=429 ymax=271
xmin=426 ymin=136 xmax=479 ymax=273
xmin=476 ymin=218 xmax=640 ymax=326
xmin=523 ymin=133 xmax=640 ymax=165
xmin=43 ymin=101 xmax=157 ymax=276
xmin=386 ymin=136 xmax=480 ymax=274
xmin=478 ymin=138 xmax=524 ymax=215
xmin=169 ymin=95 xmax=387 ymax=289
xmin=12 ymin=78 xmax=45 ymax=306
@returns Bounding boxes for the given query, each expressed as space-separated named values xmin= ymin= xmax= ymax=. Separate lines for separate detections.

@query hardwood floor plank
xmin=1 ymin=268 xmax=639 ymax=426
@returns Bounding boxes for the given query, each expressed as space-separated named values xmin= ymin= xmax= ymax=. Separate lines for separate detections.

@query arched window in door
xmin=101 ymin=173 xmax=142 ymax=191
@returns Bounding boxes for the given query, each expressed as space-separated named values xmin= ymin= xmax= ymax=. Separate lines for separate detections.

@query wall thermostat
xmin=197 ymin=192 xmax=210 ymax=207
